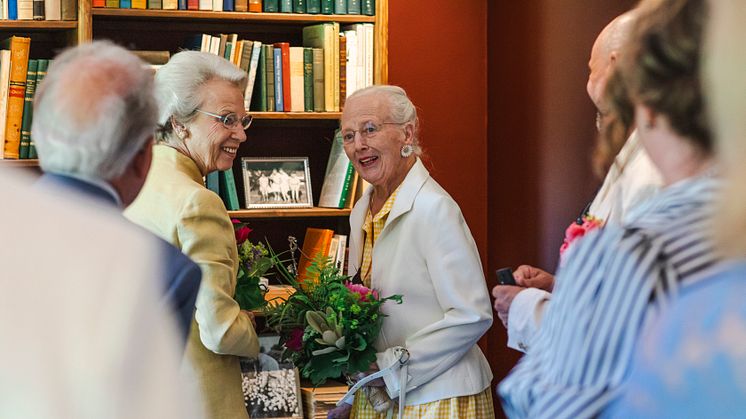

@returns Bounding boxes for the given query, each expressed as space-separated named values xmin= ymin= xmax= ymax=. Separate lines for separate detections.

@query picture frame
xmin=242 ymin=157 xmax=313 ymax=209
xmin=241 ymin=353 xmax=303 ymax=419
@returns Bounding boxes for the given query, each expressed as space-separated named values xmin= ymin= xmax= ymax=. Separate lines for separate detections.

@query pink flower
xmin=559 ymin=216 xmax=603 ymax=260
xmin=286 ymin=328 xmax=304 ymax=352
xmin=345 ymin=282 xmax=379 ymax=301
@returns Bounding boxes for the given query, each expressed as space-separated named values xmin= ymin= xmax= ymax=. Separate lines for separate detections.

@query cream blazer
xmin=348 ymin=159 xmax=493 ymax=406
xmin=126 ymin=145 xmax=259 ymax=419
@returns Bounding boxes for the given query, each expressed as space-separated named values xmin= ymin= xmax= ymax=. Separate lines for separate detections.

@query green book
xmin=320 ymin=0 xmax=332 ymax=14
xmin=318 ymin=130 xmax=354 ymax=208
xmin=292 ymin=0 xmax=304 ymax=12
xmin=263 ymin=0 xmax=278 ymax=11
xmin=19 ymin=60 xmax=38 ymax=160
xmin=220 ymin=169 xmax=240 ymax=210
xmin=346 ymin=0 xmax=359 ymax=14
xmin=206 ymin=171 xmax=221 ymax=198
xmin=279 ymin=0 xmax=291 ymax=12
xmin=28 ymin=59 xmax=50 ymax=160
xmin=303 ymin=48 xmax=314 ymax=112
xmin=264 ymin=44 xmax=275 ymax=112
xmin=147 ymin=0 xmax=161 ymax=8
xmin=333 ymin=0 xmax=345 ymax=14
xmin=361 ymin=0 xmax=373 ymax=15
xmin=306 ymin=0 xmax=319 ymax=13
xmin=250 ymin=46 xmax=267 ymax=112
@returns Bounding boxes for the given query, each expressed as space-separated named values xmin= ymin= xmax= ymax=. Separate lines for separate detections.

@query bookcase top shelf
xmin=91 ymin=9 xmax=376 ymax=24
xmin=0 ymin=21 xmax=77 ymax=30
xmin=229 ymin=208 xmax=352 ymax=218
xmin=252 ymin=112 xmax=341 ymax=120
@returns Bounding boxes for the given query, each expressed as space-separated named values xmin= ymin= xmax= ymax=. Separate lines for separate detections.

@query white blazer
xmin=348 ymin=159 xmax=493 ymax=406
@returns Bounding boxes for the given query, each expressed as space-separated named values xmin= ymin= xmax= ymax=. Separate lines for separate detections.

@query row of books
xmin=297 ymin=226 xmax=348 ymax=280
xmin=92 ymin=0 xmax=374 ymax=15
xmin=1 ymin=37 xmax=52 ymax=160
xmin=0 ymin=0 xmax=75 ymax=20
xmin=188 ymin=22 xmax=373 ymax=113
xmin=301 ymin=380 xmax=348 ymax=419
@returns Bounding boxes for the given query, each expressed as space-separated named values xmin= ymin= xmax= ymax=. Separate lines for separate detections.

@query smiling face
xmin=183 ymin=78 xmax=247 ymax=175
xmin=341 ymin=93 xmax=414 ymax=193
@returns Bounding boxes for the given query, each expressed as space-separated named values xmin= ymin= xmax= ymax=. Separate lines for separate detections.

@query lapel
xmin=38 ymin=173 xmax=119 ymax=208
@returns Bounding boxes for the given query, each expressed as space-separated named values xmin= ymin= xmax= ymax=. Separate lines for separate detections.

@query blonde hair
xmin=706 ymin=1 xmax=746 ymax=255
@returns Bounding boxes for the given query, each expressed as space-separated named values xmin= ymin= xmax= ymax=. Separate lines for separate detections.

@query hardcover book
xmin=292 ymin=0 xmax=303 ymax=13
xmin=332 ymin=0 xmax=344 ymax=14
xmin=288 ymin=46 xmax=305 ymax=112
xmin=248 ymin=0 xmax=260 ymax=12
xmin=263 ymin=0 xmax=277 ymax=11
xmin=346 ymin=0 xmax=359 ymax=14
xmin=1 ymin=36 xmax=30 ymax=159
xmin=320 ymin=0 xmax=331 ymax=14
xmin=44 ymin=0 xmax=61 ymax=18
xmin=18 ymin=59 xmax=37 ymax=159
xmin=297 ymin=227 xmax=334 ymax=282
xmin=318 ymin=130 xmax=354 ymax=208
xmin=311 ymin=48 xmax=324 ymax=112
xmin=273 ymin=42 xmax=291 ymax=112
xmin=0 ymin=50 xmax=12 ymax=160
xmin=279 ymin=0 xmax=291 ymax=12
xmin=249 ymin=45 xmax=267 ymax=112
xmin=306 ymin=0 xmax=319 ymax=13
xmin=28 ymin=59 xmax=48 ymax=159
xmin=302 ymin=47 xmax=314 ymax=112
xmin=302 ymin=23 xmax=339 ymax=112
xmin=264 ymin=44 xmax=275 ymax=111
xmin=361 ymin=0 xmax=372 ymax=15
xmin=273 ymin=47 xmax=284 ymax=112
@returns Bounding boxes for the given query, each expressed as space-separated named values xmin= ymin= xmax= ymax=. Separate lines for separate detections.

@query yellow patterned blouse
xmin=352 ymin=188 xmax=495 ymax=419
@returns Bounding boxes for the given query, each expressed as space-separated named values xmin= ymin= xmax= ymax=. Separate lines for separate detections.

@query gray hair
xmin=32 ymin=41 xmax=157 ymax=180
xmin=347 ymin=84 xmax=421 ymax=153
xmin=154 ymin=50 xmax=247 ymax=143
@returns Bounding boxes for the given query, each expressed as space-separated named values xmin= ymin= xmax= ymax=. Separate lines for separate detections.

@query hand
xmin=513 ymin=265 xmax=555 ymax=292
xmin=353 ymin=364 xmax=385 ymax=388
xmin=327 ymin=403 xmax=352 ymax=419
xmin=241 ymin=310 xmax=257 ymax=328
xmin=492 ymin=285 xmax=524 ymax=328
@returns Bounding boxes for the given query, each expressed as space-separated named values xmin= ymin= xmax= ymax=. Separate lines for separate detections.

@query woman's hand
xmin=241 ymin=310 xmax=257 ymax=328
xmin=327 ymin=403 xmax=352 ymax=419
xmin=513 ymin=265 xmax=555 ymax=291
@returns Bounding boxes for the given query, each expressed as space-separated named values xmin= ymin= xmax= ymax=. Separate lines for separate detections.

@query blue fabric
xmin=36 ymin=174 xmax=201 ymax=342
xmin=605 ymin=262 xmax=746 ymax=418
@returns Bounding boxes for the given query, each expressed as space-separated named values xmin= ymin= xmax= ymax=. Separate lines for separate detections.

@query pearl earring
xmin=400 ymin=144 xmax=414 ymax=158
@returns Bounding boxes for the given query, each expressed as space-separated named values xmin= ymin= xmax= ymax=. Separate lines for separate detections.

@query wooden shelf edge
xmin=0 ymin=20 xmax=77 ymax=29
xmin=251 ymin=111 xmax=341 ymax=120
xmin=0 ymin=159 xmax=40 ymax=167
xmin=91 ymin=8 xmax=375 ymax=23
xmin=229 ymin=208 xmax=351 ymax=218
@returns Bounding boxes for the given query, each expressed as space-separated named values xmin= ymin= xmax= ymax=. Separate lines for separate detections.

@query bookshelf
xmin=2 ymin=0 xmax=385 ymax=256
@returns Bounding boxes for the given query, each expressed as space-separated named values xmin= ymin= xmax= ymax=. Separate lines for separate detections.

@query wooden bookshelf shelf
xmin=229 ymin=208 xmax=351 ymax=218
xmin=91 ymin=9 xmax=376 ymax=24
xmin=0 ymin=159 xmax=40 ymax=167
xmin=0 ymin=21 xmax=77 ymax=30
xmin=251 ymin=111 xmax=341 ymax=120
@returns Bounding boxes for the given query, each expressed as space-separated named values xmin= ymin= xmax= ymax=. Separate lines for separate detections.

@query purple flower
xmin=286 ymin=328 xmax=304 ymax=352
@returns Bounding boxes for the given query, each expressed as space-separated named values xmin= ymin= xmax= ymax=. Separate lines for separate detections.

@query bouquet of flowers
xmin=264 ymin=248 xmax=403 ymax=389
xmin=232 ymin=219 xmax=272 ymax=310
xmin=559 ymin=214 xmax=603 ymax=264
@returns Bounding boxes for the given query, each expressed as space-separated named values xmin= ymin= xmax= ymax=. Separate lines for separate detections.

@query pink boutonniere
xmin=559 ymin=215 xmax=603 ymax=262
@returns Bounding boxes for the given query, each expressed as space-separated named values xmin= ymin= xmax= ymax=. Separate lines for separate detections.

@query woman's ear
xmin=402 ymin=122 xmax=415 ymax=145
xmin=171 ymin=116 xmax=189 ymax=140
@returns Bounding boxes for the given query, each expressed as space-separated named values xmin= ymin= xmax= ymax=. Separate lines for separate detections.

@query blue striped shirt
xmin=499 ymin=175 xmax=723 ymax=419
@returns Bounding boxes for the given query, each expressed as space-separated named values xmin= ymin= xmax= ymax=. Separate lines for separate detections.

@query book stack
xmin=1 ymin=0 xmax=76 ymax=20
xmin=301 ymin=380 xmax=349 ymax=419
xmin=318 ymin=129 xmax=358 ymax=209
xmin=89 ymin=0 xmax=374 ymax=15
xmin=297 ymin=227 xmax=348 ymax=281
xmin=205 ymin=169 xmax=241 ymax=211
xmin=1 ymin=37 xmax=53 ymax=161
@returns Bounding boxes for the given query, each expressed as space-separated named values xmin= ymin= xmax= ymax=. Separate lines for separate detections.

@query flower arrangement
xmin=264 ymin=251 xmax=402 ymax=387
xmin=559 ymin=214 xmax=603 ymax=263
xmin=232 ymin=219 xmax=272 ymax=310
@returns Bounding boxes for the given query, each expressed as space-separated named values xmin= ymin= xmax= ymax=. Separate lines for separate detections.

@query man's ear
xmin=131 ymin=137 xmax=154 ymax=180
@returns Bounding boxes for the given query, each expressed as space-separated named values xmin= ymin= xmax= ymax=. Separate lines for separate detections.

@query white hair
xmin=154 ymin=50 xmax=247 ymax=143
xmin=32 ymin=41 xmax=157 ymax=180
xmin=347 ymin=84 xmax=421 ymax=153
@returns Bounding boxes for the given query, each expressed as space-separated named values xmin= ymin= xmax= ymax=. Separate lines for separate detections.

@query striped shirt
xmin=499 ymin=174 xmax=723 ymax=419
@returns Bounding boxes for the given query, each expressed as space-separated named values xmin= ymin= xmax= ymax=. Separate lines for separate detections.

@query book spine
xmin=333 ymin=0 xmax=344 ymax=14
xmin=244 ymin=41 xmax=262 ymax=109
xmin=292 ymin=0 xmax=303 ymax=13
xmin=288 ymin=47 xmax=304 ymax=112
xmin=163 ymin=0 xmax=177 ymax=8
xmin=361 ymin=0 xmax=372 ymax=15
xmin=279 ymin=0 xmax=291 ymax=12
xmin=3 ymin=36 xmax=30 ymax=159
xmin=306 ymin=0 xmax=319 ymax=13
xmin=273 ymin=47 xmax=283 ymax=112
xmin=274 ymin=42 xmax=291 ymax=112
xmin=250 ymin=46 xmax=267 ymax=112
xmin=346 ymin=0 xmax=359 ymax=14
xmin=221 ymin=170 xmax=240 ymax=210
xmin=248 ymin=0 xmax=260 ymax=12
xmin=93 ymin=0 xmax=105 ymax=6
xmin=28 ymin=59 xmax=48 ymax=160
xmin=338 ymin=34 xmax=346 ymax=108
xmin=222 ymin=0 xmax=233 ymax=10
xmin=337 ymin=161 xmax=354 ymax=207
xmin=18 ymin=0 xmax=33 ymax=18
xmin=8 ymin=0 xmax=18 ymax=19
xmin=186 ymin=0 xmax=197 ymax=9
xmin=61 ymin=0 xmax=77 ymax=18
xmin=18 ymin=59 xmax=37 ymax=159
xmin=320 ymin=0 xmax=331 ymax=14
xmin=312 ymin=48 xmax=324 ymax=112
xmin=132 ymin=0 xmax=146 ymax=8
xmin=264 ymin=45 xmax=275 ymax=111
xmin=0 ymin=51 xmax=12 ymax=155
xmin=121 ymin=0 xmax=132 ymax=7
xmin=206 ymin=171 xmax=221 ymax=197
xmin=147 ymin=0 xmax=161 ymax=8
xmin=32 ymin=0 xmax=43 ymax=19
xmin=262 ymin=0 xmax=277 ymax=11
xmin=303 ymin=48 xmax=314 ymax=112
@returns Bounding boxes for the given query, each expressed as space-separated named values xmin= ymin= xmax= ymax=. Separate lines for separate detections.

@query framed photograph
xmin=242 ymin=157 xmax=313 ymax=209
xmin=241 ymin=352 xmax=303 ymax=419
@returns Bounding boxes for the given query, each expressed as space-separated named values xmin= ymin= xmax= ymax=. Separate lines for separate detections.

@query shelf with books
xmin=91 ymin=8 xmax=375 ymax=24
xmin=229 ymin=207 xmax=351 ymax=218
xmin=0 ymin=159 xmax=40 ymax=167
xmin=251 ymin=111 xmax=341 ymax=120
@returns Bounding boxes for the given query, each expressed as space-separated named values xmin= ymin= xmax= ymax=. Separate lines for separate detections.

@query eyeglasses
xmin=341 ymin=121 xmax=405 ymax=143
xmin=196 ymin=109 xmax=253 ymax=130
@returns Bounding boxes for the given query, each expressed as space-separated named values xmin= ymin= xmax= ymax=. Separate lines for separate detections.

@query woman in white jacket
xmin=336 ymin=85 xmax=495 ymax=418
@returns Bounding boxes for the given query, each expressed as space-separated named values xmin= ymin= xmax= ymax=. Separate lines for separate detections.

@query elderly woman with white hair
xmin=125 ymin=51 xmax=258 ymax=419
xmin=332 ymin=85 xmax=494 ymax=418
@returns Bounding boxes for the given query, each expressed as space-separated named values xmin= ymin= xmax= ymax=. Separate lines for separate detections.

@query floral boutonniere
xmin=559 ymin=215 xmax=603 ymax=263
